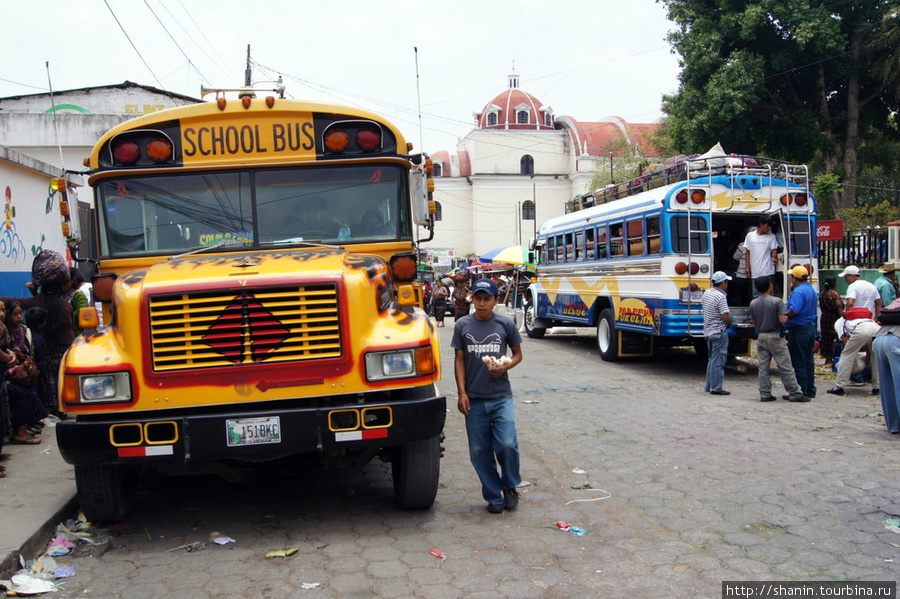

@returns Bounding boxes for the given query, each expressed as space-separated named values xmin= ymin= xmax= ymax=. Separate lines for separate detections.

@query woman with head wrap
xmin=2 ymin=250 xmax=76 ymax=415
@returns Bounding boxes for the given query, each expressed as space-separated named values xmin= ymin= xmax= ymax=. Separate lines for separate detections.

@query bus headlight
xmin=365 ymin=346 xmax=436 ymax=381
xmin=63 ymin=372 xmax=133 ymax=403
xmin=366 ymin=350 xmax=414 ymax=380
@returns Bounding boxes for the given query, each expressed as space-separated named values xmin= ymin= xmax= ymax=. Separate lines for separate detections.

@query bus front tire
xmin=392 ymin=434 xmax=442 ymax=509
xmin=74 ymin=464 xmax=139 ymax=523
xmin=597 ymin=309 xmax=620 ymax=362
xmin=524 ymin=302 xmax=546 ymax=339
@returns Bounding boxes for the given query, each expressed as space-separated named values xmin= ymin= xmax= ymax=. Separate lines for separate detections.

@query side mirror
xmin=91 ymin=273 xmax=118 ymax=302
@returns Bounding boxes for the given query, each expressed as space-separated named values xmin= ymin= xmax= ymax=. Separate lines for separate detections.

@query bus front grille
xmin=148 ymin=284 xmax=341 ymax=371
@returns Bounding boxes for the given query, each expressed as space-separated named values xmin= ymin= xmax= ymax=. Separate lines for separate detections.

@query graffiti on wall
xmin=1 ymin=186 xmax=28 ymax=263
xmin=125 ymin=104 xmax=166 ymax=115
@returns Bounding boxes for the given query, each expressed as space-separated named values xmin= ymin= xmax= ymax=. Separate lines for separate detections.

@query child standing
xmin=452 ymin=278 xmax=524 ymax=513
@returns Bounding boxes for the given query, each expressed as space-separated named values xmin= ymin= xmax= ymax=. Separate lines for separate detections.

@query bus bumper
xmin=56 ymin=395 xmax=447 ymax=466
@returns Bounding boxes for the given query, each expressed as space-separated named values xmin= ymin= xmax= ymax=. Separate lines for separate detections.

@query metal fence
xmin=817 ymin=228 xmax=889 ymax=270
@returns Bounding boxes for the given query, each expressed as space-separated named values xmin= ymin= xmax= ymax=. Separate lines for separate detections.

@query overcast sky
xmin=2 ymin=0 xmax=682 ymax=153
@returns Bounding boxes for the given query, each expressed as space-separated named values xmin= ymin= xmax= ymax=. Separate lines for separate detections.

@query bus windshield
xmin=97 ymin=164 xmax=410 ymax=257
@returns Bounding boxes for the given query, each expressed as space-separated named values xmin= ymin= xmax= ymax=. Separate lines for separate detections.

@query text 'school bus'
xmin=54 ymin=89 xmax=445 ymax=522
xmin=524 ymin=150 xmax=817 ymax=362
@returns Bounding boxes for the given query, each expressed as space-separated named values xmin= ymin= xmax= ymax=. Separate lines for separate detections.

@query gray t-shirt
xmin=749 ymin=293 xmax=785 ymax=333
xmin=451 ymin=312 xmax=523 ymax=399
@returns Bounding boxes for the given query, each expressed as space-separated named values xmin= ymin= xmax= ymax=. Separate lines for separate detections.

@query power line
xmin=143 ymin=0 xmax=210 ymax=85
xmin=104 ymin=0 xmax=164 ymax=89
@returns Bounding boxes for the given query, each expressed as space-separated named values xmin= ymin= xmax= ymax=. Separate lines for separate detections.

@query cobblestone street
xmin=45 ymin=327 xmax=900 ymax=598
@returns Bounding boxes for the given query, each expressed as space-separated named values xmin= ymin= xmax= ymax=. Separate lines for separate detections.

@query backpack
xmin=879 ymin=298 xmax=900 ymax=325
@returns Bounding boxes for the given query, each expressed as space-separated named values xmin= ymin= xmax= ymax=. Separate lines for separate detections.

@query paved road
xmin=46 ymin=324 xmax=900 ymax=598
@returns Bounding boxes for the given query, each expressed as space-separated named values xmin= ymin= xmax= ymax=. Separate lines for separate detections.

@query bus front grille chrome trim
xmin=148 ymin=283 xmax=341 ymax=371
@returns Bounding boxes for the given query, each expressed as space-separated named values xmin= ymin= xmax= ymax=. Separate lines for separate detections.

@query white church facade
xmin=423 ymin=73 xmax=660 ymax=270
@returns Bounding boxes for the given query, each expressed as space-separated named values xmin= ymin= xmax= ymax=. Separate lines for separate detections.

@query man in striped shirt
xmin=702 ymin=271 xmax=733 ymax=395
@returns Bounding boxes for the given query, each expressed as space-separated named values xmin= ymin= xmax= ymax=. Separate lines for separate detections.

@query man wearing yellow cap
xmin=784 ymin=265 xmax=818 ymax=399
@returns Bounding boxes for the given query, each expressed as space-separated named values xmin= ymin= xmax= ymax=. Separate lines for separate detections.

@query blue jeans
xmin=465 ymin=395 xmax=522 ymax=506
xmin=705 ymin=331 xmax=729 ymax=392
xmin=786 ymin=323 xmax=817 ymax=397
xmin=873 ymin=334 xmax=900 ymax=433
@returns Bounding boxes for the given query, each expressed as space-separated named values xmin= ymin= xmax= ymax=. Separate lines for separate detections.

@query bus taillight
xmin=146 ymin=138 xmax=173 ymax=163
xmin=113 ymin=140 xmax=140 ymax=165
xmin=675 ymin=262 xmax=688 ymax=274
xmin=676 ymin=190 xmax=688 ymax=204
xmin=689 ymin=262 xmax=700 ymax=275
xmin=780 ymin=194 xmax=792 ymax=206
xmin=791 ymin=263 xmax=815 ymax=276
xmin=357 ymin=126 xmax=381 ymax=151
xmin=691 ymin=190 xmax=705 ymax=204
xmin=794 ymin=193 xmax=808 ymax=207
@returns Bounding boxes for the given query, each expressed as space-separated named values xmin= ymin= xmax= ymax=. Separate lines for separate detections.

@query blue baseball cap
xmin=472 ymin=278 xmax=499 ymax=296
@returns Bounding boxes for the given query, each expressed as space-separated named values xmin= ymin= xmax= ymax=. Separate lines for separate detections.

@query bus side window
xmin=611 ymin=223 xmax=624 ymax=257
xmin=648 ymin=216 xmax=661 ymax=254
xmin=556 ymin=235 xmax=565 ymax=262
xmin=585 ymin=229 xmax=595 ymax=260
xmin=575 ymin=231 xmax=584 ymax=261
xmin=564 ymin=233 xmax=574 ymax=262
xmin=597 ymin=227 xmax=608 ymax=259
xmin=546 ymin=237 xmax=555 ymax=263
xmin=628 ymin=219 xmax=644 ymax=256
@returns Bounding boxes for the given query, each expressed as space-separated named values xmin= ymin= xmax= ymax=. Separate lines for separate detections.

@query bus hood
xmin=117 ymin=247 xmax=385 ymax=290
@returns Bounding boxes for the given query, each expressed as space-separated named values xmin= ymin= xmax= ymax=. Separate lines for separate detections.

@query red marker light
xmin=356 ymin=126 xmax=381 ymax=152
xmin=113 ymin=140 xmax=140 ymax=165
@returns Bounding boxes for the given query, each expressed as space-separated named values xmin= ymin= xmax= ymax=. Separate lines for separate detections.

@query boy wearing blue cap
xmin=451 ymin=278 xmax=524 ymax=513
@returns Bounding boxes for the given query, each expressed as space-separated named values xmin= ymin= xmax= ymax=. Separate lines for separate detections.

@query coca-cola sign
xmin=817 ymin=220 xmax=844 ymax=241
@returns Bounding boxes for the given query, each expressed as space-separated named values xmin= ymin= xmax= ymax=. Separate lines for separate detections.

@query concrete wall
xmin=0 ymin=145 xmax=79 ymax=297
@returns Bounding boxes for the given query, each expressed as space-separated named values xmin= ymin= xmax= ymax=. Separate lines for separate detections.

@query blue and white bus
xmin=524 ymin=152 xmax=817 ymax=361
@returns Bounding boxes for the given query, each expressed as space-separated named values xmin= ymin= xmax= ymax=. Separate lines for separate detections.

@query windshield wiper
xmin=168 ymin=238 xmax=249 ymax=260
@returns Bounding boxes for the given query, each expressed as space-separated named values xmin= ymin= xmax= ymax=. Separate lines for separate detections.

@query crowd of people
xmin=702 ymin=252 xmax=900 ymax=436
xmin=0 ymin=250 xmax=88 ymax=478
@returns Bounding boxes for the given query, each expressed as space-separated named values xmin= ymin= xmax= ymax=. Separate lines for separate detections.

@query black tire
xmin=524 ymin=301 xmax=546 ymax=339
xmin=392 ymin=434 xmax=441 ymax=509
xmin=75 ymin=464 xmax=139 ymax=523
xmin=692 ymin=337 xmax=708 ymax=361
xmin=596 ymin=308 xmax=620 ymax=361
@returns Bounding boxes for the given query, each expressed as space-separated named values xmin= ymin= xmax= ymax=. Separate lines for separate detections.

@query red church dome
xmin=475 ymin=73 xmax=555 ymax=131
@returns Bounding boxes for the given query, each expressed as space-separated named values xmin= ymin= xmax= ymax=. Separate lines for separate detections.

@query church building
xmin=423 ymin=72 xmax=661 ymax=269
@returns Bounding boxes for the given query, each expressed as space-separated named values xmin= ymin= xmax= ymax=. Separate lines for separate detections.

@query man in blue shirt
xmin=875 ymin=263 xmax=897 ymax=307
xmin=784 ymin=265 xmax=818 ymax=399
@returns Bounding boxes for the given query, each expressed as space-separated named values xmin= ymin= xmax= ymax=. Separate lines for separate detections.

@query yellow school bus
xmin=55 ymin=90 xmax=445 ymax=521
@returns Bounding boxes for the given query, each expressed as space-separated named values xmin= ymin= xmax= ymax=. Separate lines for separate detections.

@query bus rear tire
xmin=524 ymin=302 xmax=546 ymax=339
xmin=597 ymin=308 xmax=620 ymax=362
xmin=692 ymin=337 xmax=708 ymax=361
xmin=392 ymin=434 xmax=441 ymax=509
xmin=74 ymin=464 xmax=139 ymax=523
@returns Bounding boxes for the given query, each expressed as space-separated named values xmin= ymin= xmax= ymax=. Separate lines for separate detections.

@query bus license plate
xmin=226 ymin=417 xmax=281 ymax=447
xmin=680 ymin=288 xmax=704 ymax=302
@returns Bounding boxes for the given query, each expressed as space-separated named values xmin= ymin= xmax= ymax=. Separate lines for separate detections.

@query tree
xmin=659 ymin=0 xmax=899 ymax=216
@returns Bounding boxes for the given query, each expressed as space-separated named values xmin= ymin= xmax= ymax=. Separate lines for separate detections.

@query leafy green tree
xmin=659 ymin=0 xmax=899 ymax=215
xmin=838 ymin=200 xmax=900 ymax=231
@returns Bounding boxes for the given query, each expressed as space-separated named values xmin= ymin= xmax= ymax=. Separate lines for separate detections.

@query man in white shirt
xmin=839 ymin=265 xmax=882 ymax=317
xmin=744 ymin=216 xmax=780 ymax=297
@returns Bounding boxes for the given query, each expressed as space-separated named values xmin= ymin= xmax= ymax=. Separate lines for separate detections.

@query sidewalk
xmin=0 ymin=426 xmax=78 ymax=578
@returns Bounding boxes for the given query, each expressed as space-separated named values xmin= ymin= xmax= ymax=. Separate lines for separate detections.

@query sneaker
xmin=503 ymin=488 xmax=519 ymax=511
xmin=826 ymin=387 xmax=845 ymax=396
xmin=790 ymin=395 xmax=811 ymax=402
xmin=760 ymin=395 xmax=776 ymax=402
xmin=486 ymin=503 xmax=504 ymax=514
xmin=710 ymin=390 xmax=731 ymax=396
